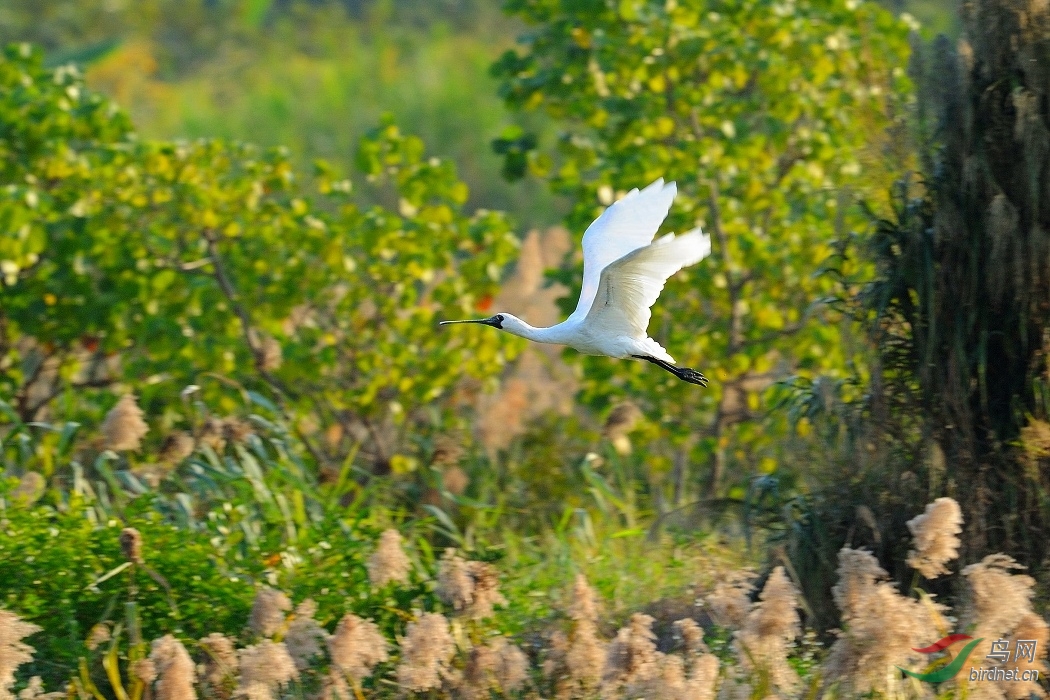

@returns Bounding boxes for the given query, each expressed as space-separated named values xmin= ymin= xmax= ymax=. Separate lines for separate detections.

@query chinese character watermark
xmin=901 ymin=635 xmax=1042 ymax=685
xmin=1014 ymin=640 xmax=1038 ymax=664
xmin=987 ymin=639 xmax=1011 ymax=664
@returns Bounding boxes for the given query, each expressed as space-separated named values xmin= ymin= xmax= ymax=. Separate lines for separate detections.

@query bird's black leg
xmin=632 ymin=355 xmax=709 ymax=387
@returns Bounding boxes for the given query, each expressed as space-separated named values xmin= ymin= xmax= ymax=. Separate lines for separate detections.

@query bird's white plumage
xmin=569 ymin=178 xmax=678 ymax=321
xmin=441 ymin=177 xmax=713 ymax=385
xmin=584 ymin=229 xmax=711 ymax=364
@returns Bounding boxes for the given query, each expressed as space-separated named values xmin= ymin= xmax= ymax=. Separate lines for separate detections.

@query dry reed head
xmin=688 ymin=653 xmax=720 ymax=700
xmin=86 ymin=623 xmax=111 ymax=651
xmin=159 ymin=431 xmax=195 ymax=465
xmin=823 ymin=548 xmax=942 ymax=696
xmin=199 ymin=633 xmax=238 ymax=698
xmin=706 ymin=570 xmax=755 ymax=629
xmin=16 ymin=677 xmax=42 ymax=700
xmin=327 ymin=613 xmax=389 ymax=683
xmin=198 ymin=417 xmax=226 ymax=453
xmin=102 ymin=394 xmax=149 ymax=452
xmin=733 ymin=567 xmax=800 ymax=693
xmin=623 ymin=653 xmax=719 ymax=700
xmin=317 ymin=671 xmax=350 ymax=700
xmin=430 ymin=435 xmax=464 ymax=467
xmin=603 ymin=401 xmax=643 ymax=439
xmin=442 ymin=466 xmax=470 ymax=496
xmin=672 ymin=618 xmax=708 ymax=655
xmin=436 ymin=549 xmax=473 ymax=611
xmin=221 ymin=418 xmax=254 ymax=446
xmin=458 ymin=636 xmax=530 ymax=699
xmin=961 ymin=553 xmax=1036 ymax=641
xmin=742 ymin=568 xmax=800 ymax=641
xmin=830 ymin=548 xmax=887 ymax=617
xmin=0 ymin=610 xmax=42 ymax=700
xmin=248 ymin=587 xmax=291 ymax=638
xmin=464 ymin=560 xmax=507 ymax=620
xmin=542 ymin=574 xmax=608 ymax=696
xmin=542 ymin=629 xmax=568 ymax=683
xmin=394 ymin=612 xmax=456 ymax=693
xmin=568 ymin=573 xmax=600 ymax=624
xmin=367 ymin=529 xmax=412 ymax=588
xmin=631 ymin=654 xmax=691 ymax=700
xmin=234 ymin=640 xmax=298 ymax=700
xmin=603 ymin=401 xmax=643 ymax=455
xmin=998 ymin=612 xmax=1049 ymax=699
xmin=564 ymin=619 xmax=606 ymax=696
xmin=602 ymin=613 xmax=661 ymax=692
xmin=906 ymin=497 xmax=964 ymax=579
xmin=132 ymin=659 xmax=157 ymax=686
xmin=120 ymin=527 xmax=143 ymax=564
xmin=148 ymin=635 xmax=196 ymax=700
xmin=16 ymin=676 xmax=65 ymax=700
xmin=257 ymin=334 xmax=282 ymax=373
xmin=435 ymin=549 xmax=506 ymax=619
xmin=283 ymin=600 xmax=326 ymax=671
xmin=602 ymin=614 xmax=720 ymax=700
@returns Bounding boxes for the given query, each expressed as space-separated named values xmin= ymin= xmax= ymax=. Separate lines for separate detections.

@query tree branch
xmin=200 ymin=228 xmax=328 ymax=470
xmin=14 ymin=345 xmax=53 ymax=422
xmin=707 ymin=180 xmax=747 ymax=355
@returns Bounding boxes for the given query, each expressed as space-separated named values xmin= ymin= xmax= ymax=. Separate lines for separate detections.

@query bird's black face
xmin=439 ymin=314 xmax=504 ymax=329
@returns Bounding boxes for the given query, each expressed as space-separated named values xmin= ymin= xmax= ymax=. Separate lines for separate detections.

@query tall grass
xmin=0 ymin=391 xmax=754 ymax=684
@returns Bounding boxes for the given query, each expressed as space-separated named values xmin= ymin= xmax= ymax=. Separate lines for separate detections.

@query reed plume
xmin=906 ymin=497 xmax=963 ymax=579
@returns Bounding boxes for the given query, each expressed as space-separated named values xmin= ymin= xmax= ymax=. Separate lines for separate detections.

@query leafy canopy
xmin=494 ymin=0 xmax=912 ymax=493
xmin=0 ymin=44 xmax=522 ymax=470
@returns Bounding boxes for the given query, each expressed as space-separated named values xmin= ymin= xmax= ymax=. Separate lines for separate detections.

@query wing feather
xmin=584 ymin=229 xmax=711 ymax=340
xmin=568 ymin=178 xmax=677 ymax=320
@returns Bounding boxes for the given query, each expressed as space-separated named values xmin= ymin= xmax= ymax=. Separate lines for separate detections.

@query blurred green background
xmin=0 ymin=0 xmax=566 ymax=229
xmin=16 ymin=1 xmax=1044 ymax=695
xmin=0 ymin=0 xmax=956 ymax=230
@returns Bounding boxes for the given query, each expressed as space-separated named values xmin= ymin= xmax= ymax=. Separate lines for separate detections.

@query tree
xmin=494 ymin=0 xmax=911 ymax=501
xmin=0 ymin=44 xmax=522 ymax=473
xmin=865 ymin=0 xmax=1050 ymax=564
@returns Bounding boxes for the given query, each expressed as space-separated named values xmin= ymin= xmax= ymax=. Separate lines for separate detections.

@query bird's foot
xmin=632 ymin=355 xmax=709 ymax=387
xmin=676 ymin=367 xmax=708 ymax=387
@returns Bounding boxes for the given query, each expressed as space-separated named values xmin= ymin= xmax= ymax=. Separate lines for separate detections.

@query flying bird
xmin=441 ymin=179 xmax=712 ymax=385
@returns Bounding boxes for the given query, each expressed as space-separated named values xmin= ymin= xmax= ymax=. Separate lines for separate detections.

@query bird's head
xmin=439 ymin=313 xmax=526 ymax=335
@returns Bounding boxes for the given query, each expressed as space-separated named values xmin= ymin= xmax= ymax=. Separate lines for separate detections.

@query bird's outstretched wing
xmin=568 ymin=178 xmax=677 ymax=320
xmin=584 ymin=229 xmax=711 ymax=341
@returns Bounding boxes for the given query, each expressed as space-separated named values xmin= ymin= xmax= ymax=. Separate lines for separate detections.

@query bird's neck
xmin=505 ymin=320 xmax=573 ymax=345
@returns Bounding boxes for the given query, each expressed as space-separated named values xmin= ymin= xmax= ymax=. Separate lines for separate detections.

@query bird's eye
xmin=496 ymin=315 xmax=504 ymax=322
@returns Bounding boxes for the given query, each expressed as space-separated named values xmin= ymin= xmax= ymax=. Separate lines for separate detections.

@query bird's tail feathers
xmin=639 ymin=337 xmax=675 ymax=365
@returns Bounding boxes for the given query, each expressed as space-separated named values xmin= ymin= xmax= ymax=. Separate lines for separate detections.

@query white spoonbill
xmin=441 ymin=178 xmax=712 ymax=386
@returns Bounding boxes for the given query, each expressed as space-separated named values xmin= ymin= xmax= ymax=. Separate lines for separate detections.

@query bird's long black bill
xmin=439 ymin=317 xmax=500 ymax=327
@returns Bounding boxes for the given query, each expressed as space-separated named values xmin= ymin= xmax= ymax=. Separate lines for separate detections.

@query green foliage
xmin=130 ymin=15 xmax=562 ymax=227
xmin=0 ymin=399 xmax=742 ymax=690
xmin=0 ymin=0 xmax=512 ymax=66
xmin=2 ymin=0 xmax=1032 ymax=690
xmin=0 ymin=0 xmax=564 ymax=229
xmin=0 ymin=45 xmax=521 ymax=471
xmin=494 ymin=0 xmax=913 ymax=499
xmin=0 ymin=500 xmax=256 ymax=684
xmin=0 ymin=405 xmax=440 ymax=686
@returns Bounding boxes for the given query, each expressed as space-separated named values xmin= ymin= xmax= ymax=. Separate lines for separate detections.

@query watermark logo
xmin=898 ymin=635 xmax=1041 ymax=684
xmin=898 ymin=635 xmax=982 ymax=683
